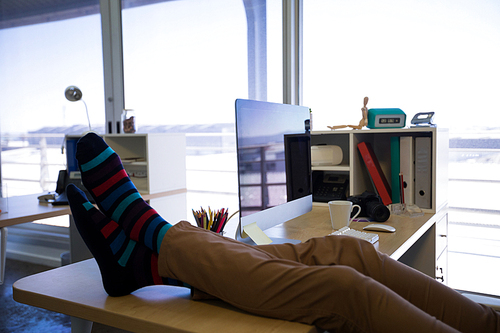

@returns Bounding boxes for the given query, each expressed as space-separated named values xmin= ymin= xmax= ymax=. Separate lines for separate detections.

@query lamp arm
xmin=81 ymin=99 xmax=92 ymax=131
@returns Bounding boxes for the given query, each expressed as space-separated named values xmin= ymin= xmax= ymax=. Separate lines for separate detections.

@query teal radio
xmin=367 ymin=108 xmax=406 ymax=129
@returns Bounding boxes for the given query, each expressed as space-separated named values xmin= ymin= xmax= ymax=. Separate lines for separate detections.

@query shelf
xmin=312 ymin=165 xmax=350 ymax=172
xmin=122 ymin=161 xmax=147 ymax=166
xmin=311 ymin=127 xmax=448 ymax=214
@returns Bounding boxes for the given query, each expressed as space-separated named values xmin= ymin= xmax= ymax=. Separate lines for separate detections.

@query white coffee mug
xmin=328 ymin=200 xmax=361 ymax=230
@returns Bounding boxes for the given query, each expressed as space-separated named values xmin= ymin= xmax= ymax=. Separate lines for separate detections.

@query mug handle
xmin=348 ymin=204 xmax=362 ymax=226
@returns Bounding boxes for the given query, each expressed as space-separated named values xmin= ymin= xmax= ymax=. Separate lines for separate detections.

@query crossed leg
xmin=159 ymin=221 xmax=500 ymax=333
xmin=259 ymin=237 xmax=500 ymax=332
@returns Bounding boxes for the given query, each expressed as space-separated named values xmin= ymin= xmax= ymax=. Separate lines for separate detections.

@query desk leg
xmin=0 ymin=227 xmax=7 ymax=285
xmin=71 ymin=316 xmax=93 ymax=333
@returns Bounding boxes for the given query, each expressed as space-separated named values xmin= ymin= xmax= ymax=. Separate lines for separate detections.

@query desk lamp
xmin=65 ymin=86 xmax=92 ymax=132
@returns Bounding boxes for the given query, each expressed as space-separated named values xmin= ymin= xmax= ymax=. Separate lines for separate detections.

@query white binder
xmin=399 ymin=136 xmax=414 ymax=205
xmin=414 ymin=137 xmax=432 ymax=209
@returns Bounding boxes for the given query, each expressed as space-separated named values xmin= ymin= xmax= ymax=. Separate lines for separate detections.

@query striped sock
xmin=67 ymin=184 xmax=185 ymax=296
xmin=75 ymin=133 xmax=171 ymax=254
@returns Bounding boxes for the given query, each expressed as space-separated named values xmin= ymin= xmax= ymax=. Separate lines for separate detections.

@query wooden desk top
xmin=12 ymin=206 xmax=440 ymax=333
xmin=0 ymin=194 xmax=70 ymax=228
xmin=0 ymin=189 xmax=187 ymax=229
xmin=13 ymin=259 xmax=318 ymax=333
xmin=266 ymin=205 xmax=439 ymax=260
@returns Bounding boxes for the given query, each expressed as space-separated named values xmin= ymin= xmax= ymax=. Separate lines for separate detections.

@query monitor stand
xmin=235 ymin=222 xmax=301 ymax=245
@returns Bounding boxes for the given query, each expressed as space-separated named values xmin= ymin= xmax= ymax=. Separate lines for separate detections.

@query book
xmin=414 ymin=137 xmax=432 ymax=209
xmin=390 ymin=137 xmax=400 ymax=203
xmin=400 ymin=136 xmax=414 ymax=205
xmin=357 ymin=142 xmax=392 ymax=206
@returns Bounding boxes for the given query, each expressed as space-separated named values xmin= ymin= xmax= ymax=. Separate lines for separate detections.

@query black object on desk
xmin=52 ymin=170 xmax=94 ymax=205
xmin=312 ymin=171 xmax=348 ymax=202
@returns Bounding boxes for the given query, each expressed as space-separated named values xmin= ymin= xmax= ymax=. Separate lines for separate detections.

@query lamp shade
xmin=65 ymin=86 xmax=83 ymax=102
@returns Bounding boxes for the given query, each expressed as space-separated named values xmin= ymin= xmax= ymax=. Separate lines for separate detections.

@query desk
xmin=0 ymin=190 xmax=186 ymax=229
xmin=13 ymin=207 xmax=444 ymax=333
xmin=266 ymin=205 xmax=446 ymax=278
xmin=0 ymin=194 xmax=71 ymax=285
xmin=14 ymin=259 xmax=318 ymax=333
xmin=0 ymin=190 xmax=186 ymax=283
xmin=0 ymin=193 xmax=71 ymax=228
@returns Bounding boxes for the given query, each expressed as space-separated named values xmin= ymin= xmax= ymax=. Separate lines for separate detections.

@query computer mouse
xmin=363 ymin=224 xmax=396 ymax=233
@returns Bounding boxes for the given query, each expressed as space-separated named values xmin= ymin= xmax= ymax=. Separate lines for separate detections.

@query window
xmin=0 ymin=1 xmax=104 ymax=198
xmin=0 ymin=0 xmax=283 ymax=232
xmin=122 ymin=0 xmax=247 ymax=126
xmin=303 ymin=0 xmax=500 ymax=295
xmin=0 ymin=1 xmax=104 ymax=230
xmin=121 ymin=0 xmax=283 ymax=228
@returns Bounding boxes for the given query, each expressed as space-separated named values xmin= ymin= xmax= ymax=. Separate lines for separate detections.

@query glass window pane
xmin=303 ymin=0 xmax=500 ymax=295
xmin=122 ymin=0 xmax=248 ymax=126
xmin=303 ymin=0 xmax=500 ymax=131
xmin=121 ymin=0 xmax=282 ymax=223
xmin=0 ymin=3 xmax=104 ymax=196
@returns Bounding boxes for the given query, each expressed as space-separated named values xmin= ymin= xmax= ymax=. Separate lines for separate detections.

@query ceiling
xmin=0 ymin=0 xmax=173 ymax=29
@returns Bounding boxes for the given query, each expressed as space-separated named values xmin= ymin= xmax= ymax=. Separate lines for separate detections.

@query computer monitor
xmin=235 ymin=99 xmax=312 ymax=244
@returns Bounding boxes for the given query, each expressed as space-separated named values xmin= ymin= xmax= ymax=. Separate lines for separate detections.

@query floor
xmin=0 ymin=259 xmax=131 ymax=333
xmin=0 ymin=259 xmax=71 ymax=333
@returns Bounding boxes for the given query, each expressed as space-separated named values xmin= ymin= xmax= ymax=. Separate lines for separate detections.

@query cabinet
xmin=67 ymin=133 xmax=187 ymax=263
xmin=311 ymin=127 xmax=448 ymax=213
xmin=66 ymin=133 xmax=187 ymax=221
xmin=311 ymin=127 xmax=449 ymax=283
xmin=103 ymin=133 xmax=187 ymax=224
xmin=435 ymin=212 xmax=448 ymax=284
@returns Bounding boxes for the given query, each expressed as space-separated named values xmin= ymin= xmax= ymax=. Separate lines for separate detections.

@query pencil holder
xmin=192 ymin=207 xmax=231 ymax=235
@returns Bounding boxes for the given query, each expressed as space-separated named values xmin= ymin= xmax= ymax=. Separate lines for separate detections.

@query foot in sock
xmin=75 ymin=133 xmax=171 ymax=254
xmin=66 ymin=184 xmax=185 ymax=296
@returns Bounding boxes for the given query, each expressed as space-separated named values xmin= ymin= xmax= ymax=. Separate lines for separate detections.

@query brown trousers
xmin=158 ymin=221 xmax=499 ymax=333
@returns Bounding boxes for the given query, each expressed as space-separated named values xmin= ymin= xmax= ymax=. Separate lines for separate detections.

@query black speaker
xmin=284 ymin=133 xmax=312 ymax=201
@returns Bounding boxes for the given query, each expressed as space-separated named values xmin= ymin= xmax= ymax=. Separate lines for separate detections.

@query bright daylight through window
xmin=0 ymin=0 xmax=281 ymax=231
xmin=303 ymin=0 xmax=500 ymax=295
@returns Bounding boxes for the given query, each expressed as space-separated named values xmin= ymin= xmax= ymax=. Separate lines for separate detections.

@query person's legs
xmin=257 ymin=236 xmax=500 ymax=333
xmin=73 ymin=133 xmax=498 ymax=331
xmin=76 ymin=133 xmax=170 ymax=254
xmin=159 ymin=221 xmax=462 ymax=333
xmin=67 ymin=184 xmax=185 ymax=296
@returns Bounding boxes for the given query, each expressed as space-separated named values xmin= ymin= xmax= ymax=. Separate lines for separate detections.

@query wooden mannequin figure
xmin=328 ymin=97 xmax=369 ymax=130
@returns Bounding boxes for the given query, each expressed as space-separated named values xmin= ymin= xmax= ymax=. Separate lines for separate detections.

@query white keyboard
xmin=330 ymin=226 xmax=379 ymax=244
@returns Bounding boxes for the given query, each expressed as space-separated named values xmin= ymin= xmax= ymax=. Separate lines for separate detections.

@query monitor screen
xmin=235 ymin=99 xmax=312 ymax=244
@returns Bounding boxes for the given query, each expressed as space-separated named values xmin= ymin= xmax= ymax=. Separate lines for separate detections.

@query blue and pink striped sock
xmin=66 ymin=184 xmax=185 ymax=296
xmin=75 ymin=133 xmax=171 ymax=254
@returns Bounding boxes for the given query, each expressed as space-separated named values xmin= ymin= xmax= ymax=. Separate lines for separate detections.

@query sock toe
xmin=66 ymin=183 xmax=89 ymax=203
xmin=76 ymin=132 xmax=110 ymax=165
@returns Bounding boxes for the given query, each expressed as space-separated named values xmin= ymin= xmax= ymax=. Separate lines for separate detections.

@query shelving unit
xmin=311 ymin=127 xmax=449 ymax=283
xmin=65 ymin=133 xmax=188 ymax=263
xmin=104 ymin=133 xmax=187 ymax=224
xmin=65 ymin=134 xmax=187 ymax=202
xmin=311 ymin=127 xmax=449 ymax=213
